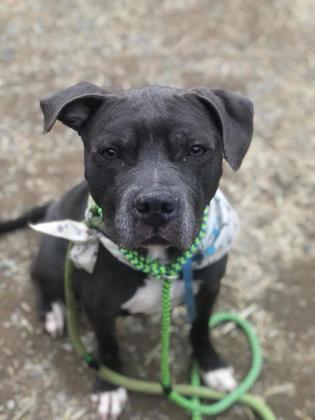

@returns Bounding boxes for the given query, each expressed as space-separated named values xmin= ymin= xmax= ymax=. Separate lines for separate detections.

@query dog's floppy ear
xmin=40 ymin=81 xmax=107 ymax=134
xmin=190 ymin=88 xmax=254 ymax=170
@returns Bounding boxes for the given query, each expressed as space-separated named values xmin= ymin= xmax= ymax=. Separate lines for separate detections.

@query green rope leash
xmin=64 ymin=199 xmax=275 ymax=419
xmin=64 ymin=244 xmax=275 ymax=419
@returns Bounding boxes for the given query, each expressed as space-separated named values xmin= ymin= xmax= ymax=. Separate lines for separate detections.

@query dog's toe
xmin=91 ymin=387 xmax=127 ymax=419
xmin=201 ymin=367 xmax=237 ymax=392
xmin=44 ymin=302 xmax=65 ymax=338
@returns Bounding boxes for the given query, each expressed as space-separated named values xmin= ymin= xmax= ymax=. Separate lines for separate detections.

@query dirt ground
xmin=0 ymin=0 xmax=314 ymax=419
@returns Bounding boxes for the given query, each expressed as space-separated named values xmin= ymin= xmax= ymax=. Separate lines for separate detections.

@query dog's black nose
xmin=134 ymin=191 xmax=177 ymax=225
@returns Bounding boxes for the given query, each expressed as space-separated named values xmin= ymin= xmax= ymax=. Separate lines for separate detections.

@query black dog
xmin=0 ymin=82 xmax=253 ymax=419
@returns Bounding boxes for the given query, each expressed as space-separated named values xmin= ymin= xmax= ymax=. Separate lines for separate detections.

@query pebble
xmin=7 ymin=399 xmax=16 ymax=410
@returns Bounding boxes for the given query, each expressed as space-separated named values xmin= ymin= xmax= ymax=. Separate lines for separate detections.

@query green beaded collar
xmin=87 ymin=196 xmax=208 ymax=280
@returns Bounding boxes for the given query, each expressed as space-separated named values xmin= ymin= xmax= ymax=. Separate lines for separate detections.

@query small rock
xmin=7 ymin=399 xmax=15 ymax=410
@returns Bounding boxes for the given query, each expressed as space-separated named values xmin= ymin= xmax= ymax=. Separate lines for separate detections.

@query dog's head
xmin=40 ymin=82 xmax=253 ymax=251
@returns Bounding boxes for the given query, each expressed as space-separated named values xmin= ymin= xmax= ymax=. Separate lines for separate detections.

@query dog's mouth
xmin=135 ymin=222 xmax=181 ymax=249
xmin=105 ymin=221 xmax=186 ymax=250
xmin=141 ymin=235 xmax=171 ymax=247
xmin=102 ymin=221 xmax=176 ymax=249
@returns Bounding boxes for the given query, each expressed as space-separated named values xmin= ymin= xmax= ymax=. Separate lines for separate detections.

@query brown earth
xmin=0 ymin=0 xmax=314 ymax=419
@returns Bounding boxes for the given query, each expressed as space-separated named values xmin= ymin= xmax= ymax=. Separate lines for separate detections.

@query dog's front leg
xmin=190 ymin=256 xmax=237 ymax=392
xmin=85 ymin=309 xmax=127 ymax=419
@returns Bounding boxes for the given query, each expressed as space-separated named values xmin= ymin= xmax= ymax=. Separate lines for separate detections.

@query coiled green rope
xmin=64 ymin=243 xmax=275 ymax=419
xmin=161 ymin=278 xmax=265 ymax=416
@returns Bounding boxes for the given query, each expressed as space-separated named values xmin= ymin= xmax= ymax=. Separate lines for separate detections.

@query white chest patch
xmin=121 ymin=246 xmax=200 ymax=315
xmin=121 ymin=276 xmax=200 ymax=315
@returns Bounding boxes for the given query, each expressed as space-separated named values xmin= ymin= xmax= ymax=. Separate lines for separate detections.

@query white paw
xmin=91 ymin=388 xmax=128 ymax=419
xmin=202 ymin=367 xmax=237 ymax=392
xmin=44 ymin=302 xmax=65 ymax=338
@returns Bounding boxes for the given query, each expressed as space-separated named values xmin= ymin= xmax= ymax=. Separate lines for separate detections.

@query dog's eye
xmin=189 ymin=145 xmax=206 ymax=157
xmin=99 ymin=147 xmax=118 ymax=160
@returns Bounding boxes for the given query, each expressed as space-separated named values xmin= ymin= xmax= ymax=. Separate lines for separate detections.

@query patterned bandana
xmin=31 ymin=189 xmax=239 ymax=275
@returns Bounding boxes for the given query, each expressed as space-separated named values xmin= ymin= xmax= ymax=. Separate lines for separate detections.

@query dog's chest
xmin=121 ymin=276 xmax=199 ymax=315
xmin=121 ymin=246 xmax=200 ymax=315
